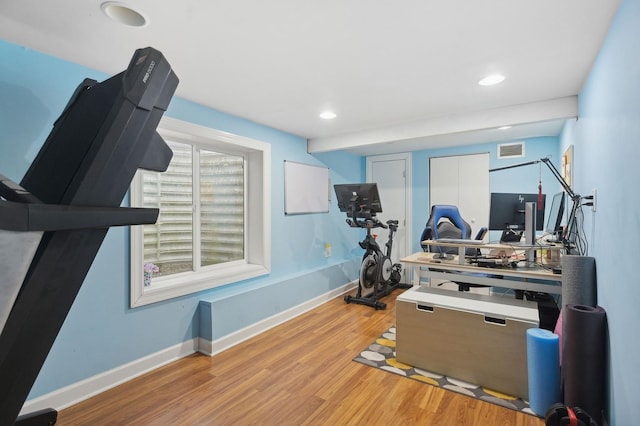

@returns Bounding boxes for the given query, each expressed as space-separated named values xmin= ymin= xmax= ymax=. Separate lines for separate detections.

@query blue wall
xmin=0 ymin=40 xmax=363 ymax=399
xmin=559 ymin=1 xmax=640 ymax=423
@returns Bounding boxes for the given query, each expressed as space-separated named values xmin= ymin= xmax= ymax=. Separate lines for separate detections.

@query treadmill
xmin=0 ymin=47 xmax=178 ymax=425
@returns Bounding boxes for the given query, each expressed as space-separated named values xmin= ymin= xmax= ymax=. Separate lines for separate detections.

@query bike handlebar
xmin=346 ymin=217 xmax=387 ymax=229
xmin=345 ymin=218 xmax=402 ymax=230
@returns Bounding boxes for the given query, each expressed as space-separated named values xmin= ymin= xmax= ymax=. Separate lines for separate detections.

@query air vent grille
xmin=497 ymin=142 xmax=525 ymax=159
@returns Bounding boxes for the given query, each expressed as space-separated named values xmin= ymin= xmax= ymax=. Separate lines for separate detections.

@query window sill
xmin=131 ymin=263 xmax=269 ymax=308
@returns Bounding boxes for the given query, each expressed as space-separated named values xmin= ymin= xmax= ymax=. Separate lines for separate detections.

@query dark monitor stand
xmin=0 ymin=47 xmax=178 ymax=425
xmin=545 ymin=232 xmax=563 ymax=244
xmin=500 ymin=228 xmax=536 ymax=246
xmin=500 ymin=229 xmax=523 ymax=243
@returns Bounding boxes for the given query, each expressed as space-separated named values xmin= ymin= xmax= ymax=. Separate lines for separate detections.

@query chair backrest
xmin=421 ymin=205 xmax=471 ymax=240
xmin=421 ymin=204 xmax=480 ymax=256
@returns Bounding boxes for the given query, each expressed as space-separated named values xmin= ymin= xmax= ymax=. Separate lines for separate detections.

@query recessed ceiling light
xmin=101 ymin=2 xmax=147 ymax=27
xmin=478 ymin=74 xmax=505 ymax=86
xmin=319 ymin=111 xmax=337 ymax=120
xmin=498 ymin=126 xmax=512 ymax=130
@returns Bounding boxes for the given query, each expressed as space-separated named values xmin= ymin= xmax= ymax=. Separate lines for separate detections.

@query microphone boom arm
xmin=489 ymin=156 xmax=581 ymax=253
xmin=490 ymin=156 xmax=577 ymax=200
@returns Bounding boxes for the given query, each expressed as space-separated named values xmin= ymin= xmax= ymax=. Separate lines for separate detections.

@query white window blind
xmin=142 ymin=141 xmax=245 ymax=277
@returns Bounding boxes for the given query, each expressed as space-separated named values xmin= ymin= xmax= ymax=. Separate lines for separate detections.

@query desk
xmin=420 ymin=239 xmax=563 ymax=265
xmin=401 ymin=250 xmax=562 ymax=295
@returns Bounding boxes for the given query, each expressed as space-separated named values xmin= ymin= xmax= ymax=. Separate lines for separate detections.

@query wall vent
xmin=497 ymin=142 xmax=525 ymax=159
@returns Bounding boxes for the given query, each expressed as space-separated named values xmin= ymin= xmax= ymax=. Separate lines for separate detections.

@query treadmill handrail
xmin=0 ymin=200 xmax=159 ymax=232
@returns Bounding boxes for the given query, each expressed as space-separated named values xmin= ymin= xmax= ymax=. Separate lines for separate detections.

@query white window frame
xmin=130 ymin=117 xmax=271 ymax=307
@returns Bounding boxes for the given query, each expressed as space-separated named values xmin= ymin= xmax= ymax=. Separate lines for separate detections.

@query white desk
xmin=401 ymin=243 xmax=563 ymax=295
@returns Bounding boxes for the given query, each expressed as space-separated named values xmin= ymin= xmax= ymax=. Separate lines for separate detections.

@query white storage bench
xmin=396 ymin=286 xmax=539 ymax=399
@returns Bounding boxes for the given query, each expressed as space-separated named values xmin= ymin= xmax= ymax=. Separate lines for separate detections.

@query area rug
xmin=353 ymin=326 xmax=537 ymax=417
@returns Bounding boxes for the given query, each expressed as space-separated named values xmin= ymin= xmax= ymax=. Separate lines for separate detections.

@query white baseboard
xmin=21 ymin=280 xmax=356 ymax=414
xmin=198 ymin=280 xmax=357 ymax=356
xmin=20 ymin=339 xmax=198 ymax=415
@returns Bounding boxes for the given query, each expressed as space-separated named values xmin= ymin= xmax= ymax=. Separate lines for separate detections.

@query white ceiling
xmin=0 ymin=1 xmax=621 ymax=156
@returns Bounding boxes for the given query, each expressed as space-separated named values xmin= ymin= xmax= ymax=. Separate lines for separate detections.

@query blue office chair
xmin=420 ymin=204 xmax=490 ymax=291
xmin=420 ymin=205 xmax=485 ymax=257
xmin=421 ymin=205 xmax=470 ymax=239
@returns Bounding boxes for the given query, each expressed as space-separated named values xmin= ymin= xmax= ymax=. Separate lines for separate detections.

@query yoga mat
xmin=554 ymin=308 xmax=563 ymax=365
xmin=526 ymin=328 xmax=561 ymax=416
xmin=561 ymin=255 xmax=597 ymax=307
xmin=562 ymin=304 xmax=607 ymax=424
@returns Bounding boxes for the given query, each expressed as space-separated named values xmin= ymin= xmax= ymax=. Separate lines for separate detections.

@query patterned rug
xmin=353 ymin=326 xmax=537 ymax=417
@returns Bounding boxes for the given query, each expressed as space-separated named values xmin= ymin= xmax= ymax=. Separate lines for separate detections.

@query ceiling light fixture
xmin=101 ymin=2 xmax=148 ymax=27
xmin=498 ymin=126 xmax=512 ymax=130
xmin=319 ymin=111 xmax=337 ymax=120
xmin=478 ymin=74 xmax=505 ymax=86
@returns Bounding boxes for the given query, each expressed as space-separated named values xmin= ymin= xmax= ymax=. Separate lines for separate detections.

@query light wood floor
xmin=58 ymin=288 xmax=544 ymax=425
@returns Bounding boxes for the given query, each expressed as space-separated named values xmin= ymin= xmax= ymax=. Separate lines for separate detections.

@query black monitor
xmin=545 ymin=191 xmax=565 ymax=236
xmin=489 ymin=193 xmax=546 ymax=232
xmin=334 ymin=183 xmax=382 ymax=215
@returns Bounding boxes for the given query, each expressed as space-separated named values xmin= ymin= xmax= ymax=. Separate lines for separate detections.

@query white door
xmin=429 ymin=153 xmax=490 ymax=238
xmin=429 ymin=153 xmax=490 ymax=293
xmin=366 ymin=153 xmax=411 ymax=282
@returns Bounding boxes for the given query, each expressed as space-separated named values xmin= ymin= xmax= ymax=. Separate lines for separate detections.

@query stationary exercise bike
xmin=334 ymin=183 xmax=411 ymax=310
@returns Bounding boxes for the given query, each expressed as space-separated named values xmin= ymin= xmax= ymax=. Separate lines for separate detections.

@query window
xmin=130 ymin=117 xmax=271 ymax=307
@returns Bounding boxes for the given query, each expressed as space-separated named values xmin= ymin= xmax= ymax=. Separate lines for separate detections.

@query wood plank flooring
xmin=57 ymin=288 xmax=544 ymax=425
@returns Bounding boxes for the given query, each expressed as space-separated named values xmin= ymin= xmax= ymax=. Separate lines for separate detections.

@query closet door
xmin=428 ymin=153 xmax=490 ymax=293
xmin=429 ymin=153 xmax=489 ymax=238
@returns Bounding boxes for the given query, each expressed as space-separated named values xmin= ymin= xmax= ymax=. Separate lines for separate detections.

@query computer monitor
xmin=333 ymin=183 xmax=382 ymax=215
xmin=489 ymin=193 xmax=546 ymax=232
xmin=545 ymin=191 xmax=565 ymax=236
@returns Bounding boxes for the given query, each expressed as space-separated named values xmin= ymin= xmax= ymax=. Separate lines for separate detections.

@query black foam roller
xmin=561 ymin=255 xmax=597 ymax=307
xmin=562 ymin=304 xmax=607 ymax=424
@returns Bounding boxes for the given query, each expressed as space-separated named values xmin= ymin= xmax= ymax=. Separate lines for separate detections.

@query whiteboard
xmin=284 ymin=160 xmax=329 ymax=214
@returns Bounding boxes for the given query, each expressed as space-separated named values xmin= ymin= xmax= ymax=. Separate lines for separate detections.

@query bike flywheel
xmin=359 ymin=254 xmax=377 ymax=288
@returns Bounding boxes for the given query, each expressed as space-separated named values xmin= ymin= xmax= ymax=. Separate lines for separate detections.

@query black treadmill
xmin=0 ymin=47 xmax=178 ymax=425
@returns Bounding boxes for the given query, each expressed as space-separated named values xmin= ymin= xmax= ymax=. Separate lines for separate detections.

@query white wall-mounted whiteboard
xmin=284 ymin=160 xmax=329 ymax=215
